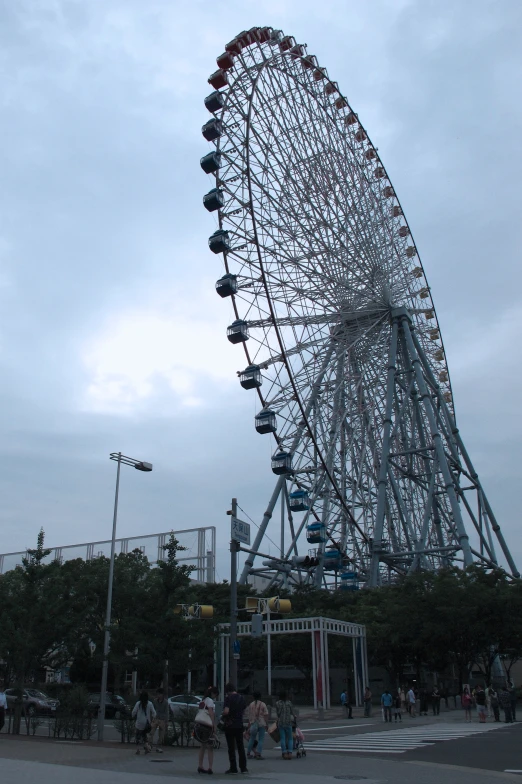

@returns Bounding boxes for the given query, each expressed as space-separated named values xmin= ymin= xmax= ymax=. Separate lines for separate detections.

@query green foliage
xmin=2 ymin=529 xmax=521 ymax=692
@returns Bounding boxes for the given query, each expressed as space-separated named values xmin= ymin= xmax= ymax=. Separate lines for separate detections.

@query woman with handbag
xmin=246 ymin=691 xmax=268 ymax=760
xmin=275 ymin=690 xmax=295 ymax=760
xmin=197 ymin=686 xmax=219 ymax=774
xmin=132 ymin=691 xmax=156 ymax=755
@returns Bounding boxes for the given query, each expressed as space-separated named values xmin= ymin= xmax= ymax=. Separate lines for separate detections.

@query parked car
xmin=5 ymin=688 xmax=59 ymax=716
xmin=168 ymin=694 xmax=203 ymax=720
xmin=88 ymin=693 xmax=130 ymax=719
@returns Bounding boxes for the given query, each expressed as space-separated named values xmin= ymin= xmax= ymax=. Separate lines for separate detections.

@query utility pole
xmin=230 ymin=497 xmax=239 ymax=686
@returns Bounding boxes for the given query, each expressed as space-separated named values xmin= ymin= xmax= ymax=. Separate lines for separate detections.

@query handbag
xmin=268 ymin=722 xmax=280 ymax=743
xmin=195 ymin=708 xmax=213 ymax=728
xmin=144 ymin=720 xmax=152 ymax=734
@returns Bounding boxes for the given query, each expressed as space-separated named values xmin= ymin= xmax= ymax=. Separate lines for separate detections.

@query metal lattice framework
xmin=200 ymin=26 xmax=519 ymax=588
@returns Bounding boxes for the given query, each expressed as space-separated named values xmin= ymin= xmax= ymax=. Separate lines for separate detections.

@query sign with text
xmin=231 ymin=517 xmax=251 ymax=545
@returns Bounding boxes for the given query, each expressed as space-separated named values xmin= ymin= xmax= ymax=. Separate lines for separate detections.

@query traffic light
xmin=268 ymin=597 xmax=291 ymax=613
xmin=245 ymin=597 xmax=260 ymax=613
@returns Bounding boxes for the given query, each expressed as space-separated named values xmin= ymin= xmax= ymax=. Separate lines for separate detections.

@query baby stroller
xmin=293 ymin=725 xmax=306 ymax=758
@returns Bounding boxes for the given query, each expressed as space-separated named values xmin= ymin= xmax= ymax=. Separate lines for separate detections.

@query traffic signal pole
xmin=230 ymin=498 xmax=239 ymax=687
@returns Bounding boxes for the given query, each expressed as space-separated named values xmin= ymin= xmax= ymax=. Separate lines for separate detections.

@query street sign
xmin=233 ymin=640 xmax=241 ymax=654
xmin=231 ymin=517 xmax=251 ymax=545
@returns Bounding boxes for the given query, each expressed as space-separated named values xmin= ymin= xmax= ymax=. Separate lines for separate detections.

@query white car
xmin=168 ymin=694 xmax=203 ymax=720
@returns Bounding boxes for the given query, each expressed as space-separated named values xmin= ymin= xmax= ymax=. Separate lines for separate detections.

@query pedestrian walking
xmin=363 ymin=687 xmax=372 ymax=717
xmin=489 ymin=687 xmax=500 ymax=722
xmin=222 ymin=682 xmax=248 ymax=774
xmin=431 ymin=687 xmax=441 ymax=716
xmin=475 ymin=684 xmax=487 ymax=723
xmin=381 ymin=689 xmax=393 ymax=722
xmin=0 ymin=682 xmax=6 ymax=732
xmin=275 ymin=690 xmax=296 ymax=760
xmin=340 ymin=689 xmax=353 ymax=719
xmin=499 ymin=685 xmax=513 ymax=723
xmin=462 ymin=687 xmax=472 ymax=722
xmin=246 ymin=690 xmax=268 ymax=760
xmin=407 ymin=686 xmax=416 ymax=717
xmin=150 ymin=688 xmax=170 ymax=752
xmin=400 ymin=686 xmax=406 ymax=712
xmin=197 ymin=686 xmax=218 ymax=774
xmin=508 ymin=685 xmax=517 ymax=722
xmin=393 ymin=692 xmax=402 ymax=722
xmin=132 ymin=691 xmax=156 ymax=754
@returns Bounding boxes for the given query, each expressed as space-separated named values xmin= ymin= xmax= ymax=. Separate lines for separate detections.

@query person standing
xmin=0 ymin=683 xmax=6 ymax=733
xmin=407 ymin=686 xmax=416 ymax=717
xmin=222 ymin=682 xmax=247 ymax=774
xmin=499 ymin=685 xmax=513 ymax=723
xmin=151 ymin=688 xmax=170 ymax=753
xmin=132 ymin=691 xmax=156 ymax=754
xmin=246 ymin=690 xmax=268 ymax=760
xmin=400 ymin=686 xmax=406 ymax=712
xmin=508 ymin=685 xmax=517 ymax=722
xmin=431 ymin=687 xmax=441 ymax=716
xmin=381 ymin=689 xmax=393 ymax=722
xmin=489 ymin=687 xmax=500 ymax=722
xmin=275 ymin=690 xmax=296 ymax=760
xmin=363 ymin=687 xmax=372 ymax=718
xmin=461 ymin=687 xmax=472 ymax=722
xmin=197 ymin=686 xmax=219 ymax=774
xmin=475 ymin=684 xmax=487 ymax=723
xmin=393 ymin=691 xmax=402 ymax=722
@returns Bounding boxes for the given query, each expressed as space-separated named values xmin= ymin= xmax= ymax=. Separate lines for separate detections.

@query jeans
xmin=383 ymin=706 xmax=392 ymax=722
xmin=432 ymin=700 xmax=440 ymax=715
xmin=503 ymin=707 xmax=513 ymax=723
xmin=224 ymin=727 xmax=247 ymax=772
xmin=247 ymin=725 xmax=266 ymax=756
xmin=344 ymin=704 xmax=353 ymax=718
xmin=279 ymin=725 xmax=293 ymax=754
xmin=364 ymin=701 xmax=372 ymax=717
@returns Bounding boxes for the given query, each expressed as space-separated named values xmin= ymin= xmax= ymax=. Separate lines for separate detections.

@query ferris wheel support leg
xmin=452 ymin=429 xmax=520 ymax=578
xmin=239 ymin=475 xmax=285 ymax=585
xmin=368 ymin=318 xmax=399 ymax=587
xmin=411 ymin=331 xmax=519 ymax=578
xmin=400 ymin=312 xmax=474 ymax=569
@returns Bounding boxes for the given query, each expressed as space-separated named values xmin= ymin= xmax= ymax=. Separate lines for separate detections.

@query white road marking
xmin=302 ymin=721 xmax=511 ymax=754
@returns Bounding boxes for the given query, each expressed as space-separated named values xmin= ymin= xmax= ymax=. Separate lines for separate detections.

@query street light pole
xmin=97 ymin=452 xmax=152 ymax=742
xmin=97 ymin=453 xmax=121 ymax=741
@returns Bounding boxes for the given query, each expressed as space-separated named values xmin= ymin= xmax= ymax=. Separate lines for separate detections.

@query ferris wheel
xmin=200 ymin=27 xmax=519 ymax=588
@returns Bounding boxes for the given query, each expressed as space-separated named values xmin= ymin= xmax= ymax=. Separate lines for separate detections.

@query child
xmin=394 ymin=692 xmax=402 ymax=723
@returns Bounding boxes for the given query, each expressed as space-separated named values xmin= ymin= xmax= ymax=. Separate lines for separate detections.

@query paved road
xmin=0 ymin=711 xmax=521 ymax=783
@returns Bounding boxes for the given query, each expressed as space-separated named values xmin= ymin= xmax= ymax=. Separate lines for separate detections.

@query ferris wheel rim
xmin=218 ymin=37 xmax=452 ymax=401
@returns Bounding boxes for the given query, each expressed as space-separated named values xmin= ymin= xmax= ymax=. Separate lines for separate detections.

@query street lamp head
xmin=135 ymin=461 xmax=153 ymax=472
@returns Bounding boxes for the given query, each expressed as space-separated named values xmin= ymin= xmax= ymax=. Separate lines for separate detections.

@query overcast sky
xmin=0 ymin=0 xmax=521 ymax=580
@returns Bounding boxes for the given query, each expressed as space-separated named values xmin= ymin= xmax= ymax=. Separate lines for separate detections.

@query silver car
xmin=168 ymin=694 xmax=203 ymax=720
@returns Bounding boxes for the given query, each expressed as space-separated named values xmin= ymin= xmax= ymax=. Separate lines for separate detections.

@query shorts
xmin=477 ymin=705 xmax=486 ymax=716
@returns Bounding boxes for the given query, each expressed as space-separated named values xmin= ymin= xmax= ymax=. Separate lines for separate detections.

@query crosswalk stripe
xmin=302 ymin=722 xmax=510 ymax=755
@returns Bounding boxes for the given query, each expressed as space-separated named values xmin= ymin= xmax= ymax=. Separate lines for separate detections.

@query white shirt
xmin=407 ymin=689 xmax=416 ymax=703
xmin=0 ymin=693 xmax=7 ymax=709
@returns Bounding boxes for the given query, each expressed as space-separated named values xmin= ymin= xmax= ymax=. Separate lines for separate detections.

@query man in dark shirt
xmin=222 ymin=683 xmax=247 ymax=774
